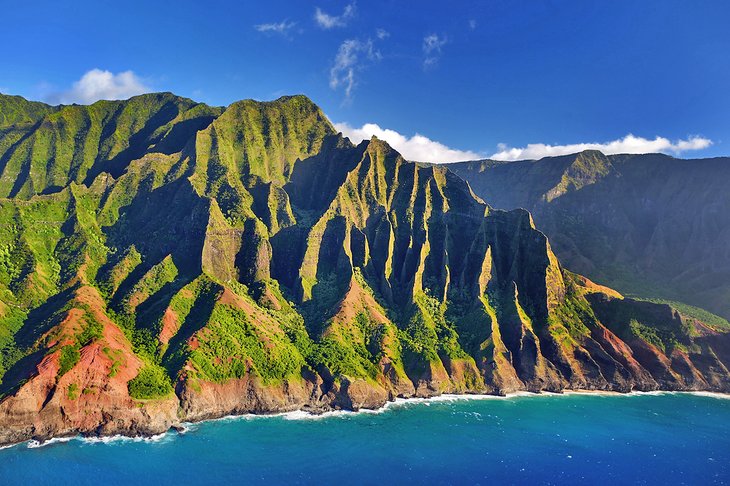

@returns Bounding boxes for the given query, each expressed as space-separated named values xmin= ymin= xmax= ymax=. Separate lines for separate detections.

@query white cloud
xmin=332 ymin=126 xmax=713 ymax=164
xmin=490 ymin=134 xmax=713 ymax=161
xmin=48 ymin=69 xmax=151 ymax=104
xmin=315 ymin=2 xmax=356 ymax=29
xmin=334 ymin=121 xmax=483 ymax=163
xmin=423 ymin=34 xmax=447 ymax=68
xmin=376 ymin=28 xmax=389 ymax=40
xmin=329 ymin=39 xmax=380 ymax=100
xmin=469 ymin=19 xmax=477 ymax=30
xmin=254 ymin=20 xmax=296 ymax=34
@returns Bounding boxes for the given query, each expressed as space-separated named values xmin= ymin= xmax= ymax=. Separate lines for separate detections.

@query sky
xmin=1 ymin=0 xmax=728 ymax=162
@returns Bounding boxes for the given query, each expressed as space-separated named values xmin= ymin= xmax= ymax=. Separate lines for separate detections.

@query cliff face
xmin=450 ymin=151 xmax=730 ymax=321
xmin=0 ymin=94 xmax=728 ymax=445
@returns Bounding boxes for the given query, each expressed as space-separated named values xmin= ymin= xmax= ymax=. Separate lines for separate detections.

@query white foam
xmin=176 ymin=424 xmax=194 ymax=434
xmin=562 ymin=390 xmax=624 ymax=397
xmin=683 ymin=391 xmax=730 ymax=400
xmin=191 ymin=410 xmax=328 ymax=424
xmin=26 ymin=436 xmax=75 ymax=449
xmin=18 ymin=431 xmax=174 ymax=449
xmin=562 ymin=389 xmax=730 ymax=400
xmin=282 ymin=409 xmax=356 ymax=421
xmin=204 ymin=413 xmax=261 ymax=423
xmin=80 ymin=432 xmax=171 ymax=445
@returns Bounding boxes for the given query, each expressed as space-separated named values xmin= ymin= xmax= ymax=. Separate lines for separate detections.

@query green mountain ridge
xmin=450 ymin=150 xmax=730 ymax=321
xmin=0 ymin=92 xmax=728 ymax=445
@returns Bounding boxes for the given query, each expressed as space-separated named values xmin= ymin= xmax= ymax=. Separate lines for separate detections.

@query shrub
xmin=132 ymin=328 xmax=159 ymax=360
xmin=58 ymin=345 xmax=80 ymax=377
xmin=128 ymin=365 xmax=173 ymax=399
xmin=77 ymin=316 xmax=104 ymax=345
xmin=308 ymin=337 xmax=376 ymax=379
xmin=187 ymin=301 xmax=306 ymax=384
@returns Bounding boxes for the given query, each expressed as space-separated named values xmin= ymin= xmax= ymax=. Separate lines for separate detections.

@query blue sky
xmin=1 ymin=0 xmax=728 ymax=162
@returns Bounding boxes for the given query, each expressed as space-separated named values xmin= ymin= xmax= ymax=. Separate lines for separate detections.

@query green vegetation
xmin=308 ymin=336 xmax=379 ymax=379
xmin=0 ymin=91 xmax=726 ymax=411
xmin=186 ymin=299 xmax=306 ymax=384
xmin=58 ymin=345 xmax=80 ymax=377
xmin=103 ymin=346 xmax=123 ymax=378
xmin=629 ymin=319 xmax=668 ymax=352
xmin=131 ymin=329 xmax=159 ymax=361
xmin=590 ymin=297 xmax=695 ymax=354
xmin=56 ymin=317 xmax=103 ymax=379
xmin=128 ymin=364 xmax=173 ymax=399
xmin=636 ymin=298 xmax=730 ymax=331
xmin=416 ymin=294 xmax=470 ymax=360
xmin=0 ymin=93 xmax=58 ymax=127
xmin=548 ymin=293 xmax=594 ymax=346
xmin=451 ymin=151 xmax=730 ymax=322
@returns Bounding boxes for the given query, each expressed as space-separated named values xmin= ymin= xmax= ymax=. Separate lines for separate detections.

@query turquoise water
xmin=1 ymin=392 xmax=729 ymax=485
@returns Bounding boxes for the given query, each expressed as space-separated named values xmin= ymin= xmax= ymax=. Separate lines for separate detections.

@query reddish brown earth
xmin=0 ymin=286 xmax=179 ymax=445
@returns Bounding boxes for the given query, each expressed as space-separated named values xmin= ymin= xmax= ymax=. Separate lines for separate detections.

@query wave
xmin=562 ymin=390 xmax=730 ymax=400
xmin=686 ymin=391 xmax=730 ymax=400
xmin=26 ymin=436 xmax=75 ymax=449
xmin=1 ymin=431 xmax=176 ymax=450
xmin=157 ymin=389 xmax=729 ymax=428
xmin=79 ymin=432 xmax=172 ymax=445
xmin=648 ymin=390 xmax=730 ymax=400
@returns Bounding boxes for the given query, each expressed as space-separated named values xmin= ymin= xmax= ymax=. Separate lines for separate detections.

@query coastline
xmin=3 ymin=389 xmax=728 ymax=451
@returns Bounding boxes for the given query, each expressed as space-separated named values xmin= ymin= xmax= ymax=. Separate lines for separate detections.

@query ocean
xmin=1 ymin=392 xmax=728 ymax=485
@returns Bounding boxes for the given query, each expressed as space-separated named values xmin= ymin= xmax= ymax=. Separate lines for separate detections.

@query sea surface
xmin=1 ymin=392 xmax=729 ymax=485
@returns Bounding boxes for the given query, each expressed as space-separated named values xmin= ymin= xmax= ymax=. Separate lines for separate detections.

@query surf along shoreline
xmin=2 ymin=389 xmax=729 ymax=451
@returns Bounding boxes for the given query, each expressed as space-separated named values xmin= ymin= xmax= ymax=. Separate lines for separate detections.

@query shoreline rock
xmin=2 ymin=386 xmax=728 ymax=449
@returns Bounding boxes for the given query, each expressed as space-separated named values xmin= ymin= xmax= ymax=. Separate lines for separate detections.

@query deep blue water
xmin=1 ymin=392 xmax=729 ymax=485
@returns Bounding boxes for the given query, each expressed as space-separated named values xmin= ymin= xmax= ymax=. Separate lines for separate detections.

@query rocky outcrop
xmin=0 ymin=286 xmax=179 ymax=445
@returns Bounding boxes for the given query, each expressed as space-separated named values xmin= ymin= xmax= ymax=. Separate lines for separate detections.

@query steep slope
xmin=451 ymin=151 xmax=730 ymax=321
xmin=0 ymin=94 xmax=728 ymax=445
xmin=0 ymin=284 xmax=178 ymax=444
xmin=0 ymin=92 xmax=223 ymax=198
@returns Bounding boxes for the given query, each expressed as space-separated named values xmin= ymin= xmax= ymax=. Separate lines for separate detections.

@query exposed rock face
xmin=176 ymin=376 xmax=319 ymax=422
xmin=0 ymin=286 xmax=179 ymax=445
xmin=450 ymin=151 xmax=730 ymax=320
xmin=0 ymin=93 xmax=728 ymax=446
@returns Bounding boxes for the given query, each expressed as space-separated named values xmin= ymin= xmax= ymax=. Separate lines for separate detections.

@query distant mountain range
xmin=450 ymin=151 xmax=730 ymax=321
xmin=0 ymin=92 xmax=728 ymax=446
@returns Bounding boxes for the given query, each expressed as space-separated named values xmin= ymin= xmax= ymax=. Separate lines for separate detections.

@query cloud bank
xmin=333 ymin=123 xmax=713 ymax=164
xmin=48 ymin=69 xmax=151 ymax=104
xmin=315 ymin=3 xmax=356 ymax=29
xmin=490 ymin=134 xmax=713 ymax=161
xmin=334 ymin=122 xmax=482 ymax=163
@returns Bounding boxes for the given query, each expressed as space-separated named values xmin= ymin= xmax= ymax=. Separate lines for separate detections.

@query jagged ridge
xmin=0 ymin=93 xmax=728 ymax=445
xmin=450 ymin=151 xmax=730 ymax=321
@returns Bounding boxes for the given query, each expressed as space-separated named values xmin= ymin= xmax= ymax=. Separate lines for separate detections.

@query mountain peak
xmin=0 ymin=92 xmax=59 ymax=127
xmin=575 ymin=149 xmax=606 ymax=157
